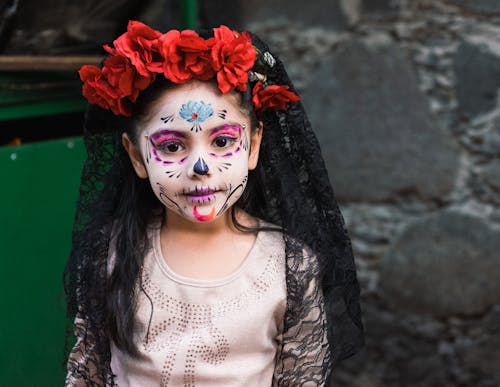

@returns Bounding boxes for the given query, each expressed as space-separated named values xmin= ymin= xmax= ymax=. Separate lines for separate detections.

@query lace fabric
xmin=273 ymin=238 xmax=330 ymax=386
xmin=64 ymin=31 xmax=364 ymax=386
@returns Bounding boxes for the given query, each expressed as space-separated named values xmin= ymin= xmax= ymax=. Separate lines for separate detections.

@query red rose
xmin=79 ymin=65 xmax=131 ymax=116
xmin=178 ymin=35 xmax=216 ymax=81
xmin=102 ymin=55 xmax=153 ymax=102
xmin=104 ymin=20 xmax=163 ymax=76
xmin=211 ymin=27 xmax=256 ymax=93
xmin=252 ymin=81 xmax=300 ymax=112
xmin=158 ymin=29 xmax=215 ymax=83
xmin=213 ymin=25 xmax=239 ymax=44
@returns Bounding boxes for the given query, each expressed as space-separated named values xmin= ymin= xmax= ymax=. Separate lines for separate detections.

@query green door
xmin=0 ymin=137 xmax=85 ymax=386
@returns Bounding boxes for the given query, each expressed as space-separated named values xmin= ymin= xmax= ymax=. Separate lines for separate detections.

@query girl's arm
xmin=273 ymin=245 xmax=330 ymax=387
xmin=65 ymin=312 xmax=107 ymax=387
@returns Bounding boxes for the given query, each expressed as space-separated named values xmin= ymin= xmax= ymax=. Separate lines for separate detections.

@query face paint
xmin=137 ymin=80 xmax=256 ymax=224
xmin=193 ymin=157 xmax=209 ymax=175
xmin=207 ymin=124 xmax=244 ymax=159
xmin=193 ymin=206 xmax=216 ymax=222
xmin=147 ymin=130 xmax=188 ymax=177
xmin=157 ymin=182 xmax=186 ymax=214
xmin=161 ymin=114 xmax=175 ymax=123
xmin=217 ymin=109 xmax=227 ymax=119
xmin=216 ymin=176 xmax=248 ymax=217
xmin=179 ymin=100 xmax=214 ymax=132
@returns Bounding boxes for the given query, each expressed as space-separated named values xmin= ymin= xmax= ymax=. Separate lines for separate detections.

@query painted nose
xmin=193 ymin=157 xmax=209 ymax=175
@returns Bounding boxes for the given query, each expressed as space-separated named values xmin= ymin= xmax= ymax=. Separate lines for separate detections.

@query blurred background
xmin=1 ymin=0 xmax=499 ymax=386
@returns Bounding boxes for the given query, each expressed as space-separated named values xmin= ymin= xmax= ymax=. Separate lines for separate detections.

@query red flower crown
xmin=78 ymin=21 xmax=300 ymax=117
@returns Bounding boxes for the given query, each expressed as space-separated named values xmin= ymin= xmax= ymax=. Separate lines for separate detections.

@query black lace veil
xmin=64 ymin=31 xmax=364 ymax=386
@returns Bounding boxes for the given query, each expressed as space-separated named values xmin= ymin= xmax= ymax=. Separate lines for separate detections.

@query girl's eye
xmin=213 ymin=136 xmax=236 ymax=148
xmin=167 ymin=143 xmax=181 ymax=152
xmin=156 ymin=141 xmax=184 ymax=153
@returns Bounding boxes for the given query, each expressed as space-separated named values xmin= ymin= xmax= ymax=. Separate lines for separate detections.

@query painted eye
xmin=213 ymin=136 xmax=236 ymax=148
xmin=167 ymin=143 xmax=181 ymax=152
xmin=156 ymin=141 xmax=184 ymax=153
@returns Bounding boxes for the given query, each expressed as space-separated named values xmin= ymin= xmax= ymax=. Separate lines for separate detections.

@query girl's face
xmin=123 ymin=80 xmax=262 ymax=224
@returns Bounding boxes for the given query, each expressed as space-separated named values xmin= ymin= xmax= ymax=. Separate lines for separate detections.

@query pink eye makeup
xmin=210 ymin=124 xmax=242 ymax=138
xmin=208 ymin=124 xmax=245 ymax=158
xmin=210 ymin=124 xmax=241 ymax=148
xmin=150 ymin=129 xmax=185 ymax=146
xmin=150 ymin=130 xmax=186 ymax=153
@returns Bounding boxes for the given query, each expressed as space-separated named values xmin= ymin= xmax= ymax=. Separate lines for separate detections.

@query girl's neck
xmin=159 ymin=208 xmax=258 ymax=280
xmin=163 ymin=208 xmax=255 ymax=240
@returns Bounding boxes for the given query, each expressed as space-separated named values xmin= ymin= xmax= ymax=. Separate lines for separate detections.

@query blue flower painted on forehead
xmin=179 ymin=101 xmax=214 ymax=132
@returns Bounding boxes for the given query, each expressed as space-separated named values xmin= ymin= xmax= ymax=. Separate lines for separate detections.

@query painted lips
xmin=184 ymin=187 xmax=219 ymax=203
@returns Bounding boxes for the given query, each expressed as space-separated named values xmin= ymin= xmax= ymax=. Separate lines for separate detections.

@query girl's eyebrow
xmin=150 ymin=129 xmax=186 ymax=140
xmin=210 ymin=124 xmax=242 ymax=136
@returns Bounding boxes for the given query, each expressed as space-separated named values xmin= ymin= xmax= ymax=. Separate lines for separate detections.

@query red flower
xmin=213 ymin=25 xmax=239 ymax=44
xmin=79 ymin=65 xmax=131 ymax=116
xmin=211 ymin=26 xmax=256 ymax=93
xmin=158 ymin=29 xmax=215 ymax=83
xmin=102 ymin=55 xmax=153 ymax=102
xmin=252 ymin=81 xmax=300 ymax=112
xmin=104 ymin=20 xmax=163 ymax=76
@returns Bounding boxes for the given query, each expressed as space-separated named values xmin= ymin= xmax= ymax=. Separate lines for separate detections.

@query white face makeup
xmin=133 ymin=80 xmax=260 ymax=224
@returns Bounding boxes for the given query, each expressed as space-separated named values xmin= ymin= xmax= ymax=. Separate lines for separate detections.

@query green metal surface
xmin=0 ymin=137 xmax=85 ymax=386
xmin=180 ymin=0 xmax=198 ymax=29
xmin=0 ymin=71 xmax=85 ymax=121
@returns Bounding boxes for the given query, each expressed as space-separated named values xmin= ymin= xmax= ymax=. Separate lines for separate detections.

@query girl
xmin=65 ymin=21 xmax=363 ymax=386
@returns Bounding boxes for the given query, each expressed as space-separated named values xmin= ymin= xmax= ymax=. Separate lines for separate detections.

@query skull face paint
xmin=136 ymin=80 xmax=258 ymax=224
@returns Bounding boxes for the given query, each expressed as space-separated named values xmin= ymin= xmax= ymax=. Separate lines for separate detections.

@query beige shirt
xmin=110 ymin=226 xmax=287 ymax=386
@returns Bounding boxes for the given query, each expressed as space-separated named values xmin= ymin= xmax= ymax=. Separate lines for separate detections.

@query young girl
xmin=65 ymin=21 xmax=363 ymax=386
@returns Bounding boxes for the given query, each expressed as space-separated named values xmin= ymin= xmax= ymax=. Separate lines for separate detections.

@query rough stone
xmin=379 ymin=211 xmax=500 ymax=316
xmin=481 ymin=304 xmax=500 ymax=334
xmin=197 ymin=0 xmax=244 ymax=29
xmin=485 ymin=115 xmax=500 ymax=155
xmin=301 ymin=39 xmax=459 ymax=203
xmin=451 ymin=0 xmax=500 ymax=14
xmin=353 ymin=304 xmax=449 ymax=387
xmin=362 ymin=0 xmax=401 ymax=18
xmin=199 ymin=0 xmax=346 ymax=31
xmin=458 ymin=335 xmax=500 ymax=382
xmin=483 ymin=161 xmax=500 ymax=192
xmin=477 ymin=116 xmax=500 ymax=156
xmin=454 ymin=41 xmax=500 ymax=119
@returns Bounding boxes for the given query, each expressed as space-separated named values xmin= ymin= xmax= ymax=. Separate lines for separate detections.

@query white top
xmin=110 ymin=225 xmax=287 ymax=386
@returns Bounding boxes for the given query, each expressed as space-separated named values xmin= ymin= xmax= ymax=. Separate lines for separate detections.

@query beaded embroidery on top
xmin=137 ymin=228 xmax=284 ymax=386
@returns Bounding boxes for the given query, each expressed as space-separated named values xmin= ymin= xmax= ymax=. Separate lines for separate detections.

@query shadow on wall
xmin=200 ymin=0 xmax=500 ymax=386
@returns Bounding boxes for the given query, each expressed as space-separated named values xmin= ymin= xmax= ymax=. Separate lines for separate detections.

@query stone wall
xmin=201 ymin=1 xmax=500 ymax=386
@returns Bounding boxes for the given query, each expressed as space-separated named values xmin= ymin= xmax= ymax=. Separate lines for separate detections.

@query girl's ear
xmin=248 ymin=121 xmax=263 ymax=170
xmin=122 ymin=132 xmax=148 ymax=179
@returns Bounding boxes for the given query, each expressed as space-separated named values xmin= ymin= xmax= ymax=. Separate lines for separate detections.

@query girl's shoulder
xmin=254 ymin=218 xmax=286 ymax=253
xmin=255 ymin=218 xmax=317 ymax=255
xmin=254 ymin=219 xmax=318 ymax=271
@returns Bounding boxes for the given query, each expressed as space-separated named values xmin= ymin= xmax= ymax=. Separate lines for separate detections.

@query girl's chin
xmin=192 ymin=205 xmax=218 ymax=222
